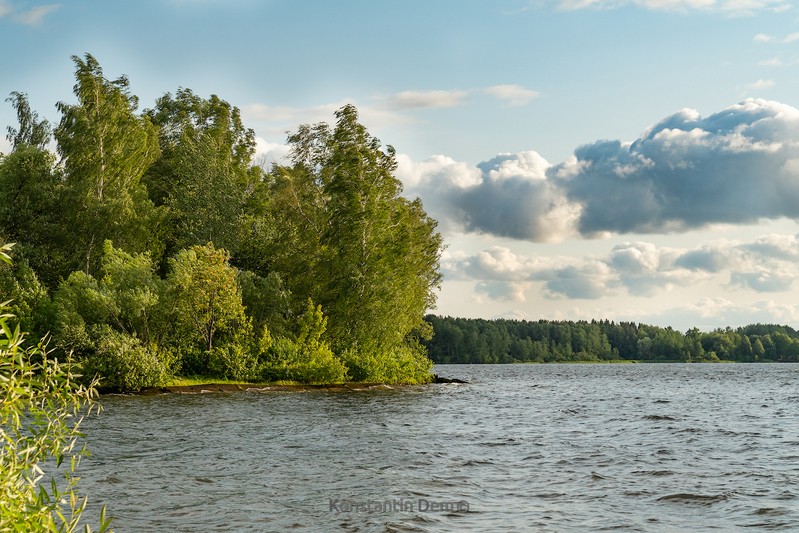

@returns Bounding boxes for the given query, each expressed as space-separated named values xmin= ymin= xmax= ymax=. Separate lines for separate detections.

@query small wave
xmin=632 ymin=470 xmax=673 ymax=477
xmin=479 ymin=437 xmax=521 ymax=447
xmin=462 ymin=459 xmax=494 ymax=466
xmin=533 ymin=492 xmax=567 ymax=499
xmin=753 ymin=507 xmax=786 ymax=516
xmin=656 ymin=492 xmax=732 ymax=505
xmin=521 ymin=453 xmax=543 ymax=461
xmin=642 ymin=415 xmax=677 ymax=421
xmin=740 ymin=522 xmax=794 ymax=529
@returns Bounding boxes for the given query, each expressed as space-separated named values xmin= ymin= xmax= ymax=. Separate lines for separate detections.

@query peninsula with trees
xmin=0 ymin=53 xmax=443 ymax=391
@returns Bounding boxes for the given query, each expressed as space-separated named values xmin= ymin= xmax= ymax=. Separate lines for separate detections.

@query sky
xmin=2 ymin=0 xmax=799 ymax=331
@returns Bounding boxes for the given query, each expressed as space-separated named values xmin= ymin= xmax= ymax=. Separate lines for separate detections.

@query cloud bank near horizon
xmin=442 ymin=232 xmax=799 ymax=304
xmin=399 ymin=98 xmax=799 ymax=242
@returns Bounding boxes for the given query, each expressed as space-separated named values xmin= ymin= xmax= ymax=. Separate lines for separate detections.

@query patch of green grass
xmin=166 ymin=376 xmax=254 ymax=387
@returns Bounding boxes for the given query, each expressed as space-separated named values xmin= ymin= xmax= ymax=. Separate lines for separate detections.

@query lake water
xmin=76 ymin=364 xmax=799 ymax=532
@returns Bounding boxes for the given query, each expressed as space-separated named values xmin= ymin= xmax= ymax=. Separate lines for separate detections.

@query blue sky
xmin=3 ymin=0 xmax=799 ymax=331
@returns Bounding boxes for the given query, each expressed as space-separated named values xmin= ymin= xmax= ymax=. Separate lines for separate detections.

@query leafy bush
xmin=342 ymin=343 xmax=433 ymax=384
xmin=258 ymin=300 xmax=348 ymax=384
xmin=208 ymin=343 xmax=259 ymax=381
xmin=261 ymin=337 xmax=347 ymax=383
xmin=260 ymin=336 xmax=348 ymax=384
xmin=0 ymin=259 xmax=51 ymax=337
xmin=82 ymin=327 xmax=175 ymax=391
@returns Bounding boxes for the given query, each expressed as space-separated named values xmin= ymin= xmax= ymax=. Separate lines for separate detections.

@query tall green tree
xmin=255 ymin=123 xmax=331 ymax=310
xmin=0 ymin=93 xmax=66 ymax=288
xmin=274 ymin=105 xmax=443 ymax=375
xmin=144 ymin=89 xmax=260 ymax=260
xmin=319 ymin=105 xmax=442 ymax=355
xmin=55 ymin=53 xmax=162 ymax=276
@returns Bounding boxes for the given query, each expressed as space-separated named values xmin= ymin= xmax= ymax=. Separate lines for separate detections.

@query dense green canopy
xmin=0 ymin=54 xmax=443 ymax=390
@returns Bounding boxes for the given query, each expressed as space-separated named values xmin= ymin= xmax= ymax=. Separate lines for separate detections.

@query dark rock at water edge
xmin=433 ymin=374 xmax=469 ymax=384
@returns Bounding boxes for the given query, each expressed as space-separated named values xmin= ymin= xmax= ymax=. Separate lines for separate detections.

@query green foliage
xmin=55 ymin=53 xmax=163 ymax=276
xmin=143 ymin=89 xmax=259 ymax=259
xmin=96 ymin=241 xmax=163 ymax=343
xmin=52 ymin=242 xmax=176 ymax=390
xmin=165 ymin=243 xmax=248 ymax=353
xmin=341 ymin=343 xmax=433 ymax=384
xmin=208 ymin=343 xmax=259 ymax=382
xmin=83 ymin=327 xmax=175 ymax=392
xmin=259 ymin=301 xmax=347 ymax=384
xmin=317 ymin=105 xmax=443 ymax=355
xmin=5 ymin=55 xmax=446 ymax=385
xmin=53 ymin=270 xmax=112 ymax=357
xmin=259 ymin=105 xmax=442 ymax=381
xmin=0 ymin=133 xmax=67 ymax=289
xmin=0 ymin=249 xmax=110 ymax=531
xmin=5 ymin=91 xmax=51 ymax=150
xmin=260 ymin=336 xmax=348 ymax=384
xmin=0 ymin=257 xmax=51 ymax=338
xmin=237 ymin=270 xmax=291 ymax=338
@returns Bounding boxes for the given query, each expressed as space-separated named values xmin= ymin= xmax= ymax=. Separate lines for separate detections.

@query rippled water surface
xmin=77 ymin=364 xmax=799 ymax=531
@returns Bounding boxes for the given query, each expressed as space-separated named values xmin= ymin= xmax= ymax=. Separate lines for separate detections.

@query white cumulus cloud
xmin=398 ymin=99 xmax=799 ymax=243
xmin=399 ymin=150 xmax=580 ymax=241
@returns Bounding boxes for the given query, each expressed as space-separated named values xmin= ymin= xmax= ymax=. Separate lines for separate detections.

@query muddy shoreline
xmin=135 ymin=382 xmax=399 ymax=394
xmin=124 ymin=374 xmax=467 ymax=395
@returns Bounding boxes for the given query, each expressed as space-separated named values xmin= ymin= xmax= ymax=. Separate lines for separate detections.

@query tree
xmin=143 ymin=89 xmax=260 ymax=261
xmin=302 ymin=105 xmax=443 ymax=355
xmin=165 ymin=243 xmax=250 ymax=370
xmin=0 ymin=93 xmax=67 ymax=288
xmin=5 ymin=91 xmax=51 ymax=150
xmin=0 ymin=257 xmax=50 ymax=337
xmin=262 ymin=106 xmax=442 ymax=381
xmin=752 ymin=337 xmax=766 ymax=361
xmin=55 ymin=53 xmax=163 ymax=276
xmin=255 ymin=156 xmax=328 ymax=311
xmin=735 ymin=334 xmax=754 ymax=361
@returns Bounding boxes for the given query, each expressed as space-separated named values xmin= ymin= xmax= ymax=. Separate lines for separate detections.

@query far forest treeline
xmin=0 ymin=53 xmax=443 ymax=390
xmin=423 ymin=315 xmax=799 ymax=363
